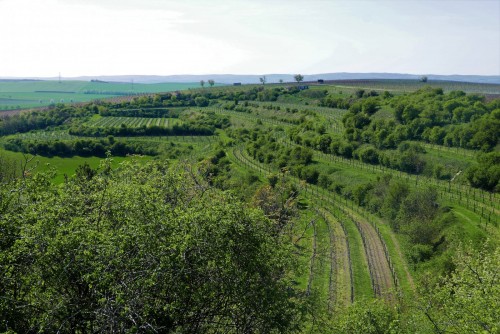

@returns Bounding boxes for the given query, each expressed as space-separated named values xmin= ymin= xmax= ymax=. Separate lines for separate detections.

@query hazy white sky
xmin=0 ymin=0 xmax=499 ymax=77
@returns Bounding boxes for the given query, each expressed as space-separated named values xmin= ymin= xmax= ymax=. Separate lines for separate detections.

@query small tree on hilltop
xmin=259 ymin=76 xmax=267 ymax=85
xmin=208 ymin=79 xmax=215 ymax=87
xmin=200 ymin=80 xmax=205 ymax=88
xmin=420 ymin=76 xmax=428 ymax=83
xmin=294 ymin=74 xmax=304 ymax=84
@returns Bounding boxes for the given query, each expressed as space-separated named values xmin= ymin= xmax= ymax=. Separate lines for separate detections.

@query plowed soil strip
xmin=231 ymin=146 xmax=397 ymax=301
xmin=355 ymin=219 xmax=394 ymax=300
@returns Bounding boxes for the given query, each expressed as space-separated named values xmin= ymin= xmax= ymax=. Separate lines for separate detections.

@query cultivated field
xmin=0 ymin=80 xmax=206 ymax=110
xmin=85 ymin=116 xmax=183 ymax=128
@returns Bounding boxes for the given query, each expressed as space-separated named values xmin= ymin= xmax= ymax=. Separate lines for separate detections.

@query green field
xmin=0 ymin=80 xmax=212 ymax=110
xmin=319 ymin=79 xmax=500 ymax=95
xmin=0 ymin=147 xmax=152 ymax=183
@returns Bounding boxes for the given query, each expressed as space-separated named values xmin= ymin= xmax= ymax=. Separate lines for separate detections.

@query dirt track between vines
xmin=322 ymin=209 xmax=352 ymax=309
xmin=355 ymin=219 xmax=394 ymax=300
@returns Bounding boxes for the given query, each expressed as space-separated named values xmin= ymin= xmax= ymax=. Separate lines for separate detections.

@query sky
xmin=0 ymin=0 xmax=499 ymax=77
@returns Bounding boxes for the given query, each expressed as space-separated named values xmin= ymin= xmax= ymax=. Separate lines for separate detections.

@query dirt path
xmin=354 ymin=219 xmax=394 ymax=301
xmin=368 ymin=214 xmax=415 ymax=292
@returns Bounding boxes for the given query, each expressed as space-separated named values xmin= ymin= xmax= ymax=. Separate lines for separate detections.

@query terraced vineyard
xmin=85 ymin=116 xmax=182 ymax=128
xmin=214 ymin=91 xmax=497 ymax=310
xmin=214 ymin=107 xmax=498 ymax=220
xmin=269 ymin=133 xmax=499 ymax=223
xmin=230 ymin=145 xmax=405 ymax=308
xmin=2 ymin=81 xmax=498 ymax=332
xmin=223 ymin=107 xmax=499 ymax=223
xmin=222 ymin=97 xmax=498 ymax=317
xmin=319 ymin=209 xmax=353 ymax=309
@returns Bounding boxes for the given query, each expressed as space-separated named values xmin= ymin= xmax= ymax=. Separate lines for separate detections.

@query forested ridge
xmin=0 ymin=81 xmax=499 ymax=333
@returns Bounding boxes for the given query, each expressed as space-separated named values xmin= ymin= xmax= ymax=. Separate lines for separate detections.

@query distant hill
xmin=2 ymin=73 xmax=499 ymax=85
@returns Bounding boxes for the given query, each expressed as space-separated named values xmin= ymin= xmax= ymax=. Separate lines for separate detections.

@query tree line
xmin=4 ymin=136 xmax=157 ymax=157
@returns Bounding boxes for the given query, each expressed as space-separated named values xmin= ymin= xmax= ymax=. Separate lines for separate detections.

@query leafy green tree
xmin=317 ymin=134 xmax=332 ymax=153
xmin=355 ymin=89 xmax=365 ymax=98
xmin=380 ymin=180 xmax=409 ymax=226
xmin=259 ymin=76 xmax=267 ymax=85
xmin=200 ymin=79 xmax=205 ymax=87
xmin=355 ymin=145 xmax=379 ymax=164
xmin=362 ymin=97 xmax=380 ymax=115
xmin=329 ymin=299 xmax=406 ymax=333
xmin=0 ymin=160 xmax=303 ymax=333
xmin=396 ymin=187 xmax=440 ymax=244
xmin=294 ymin=74 xmax=304 ymax=83
xmin=208 ymin=79 xmax=215 ymax=87
xmin=252 ymin=172 xmax=298 ymax=235
xmin=420 ymin=242 xmax=500 ymax=333
xmin=466 ymin=151 xmax=500 ymax=191
xmin=0 ymin=152 xmax=18 ymax=182
xmin=194 ymin=96 xmax=209 ymax=107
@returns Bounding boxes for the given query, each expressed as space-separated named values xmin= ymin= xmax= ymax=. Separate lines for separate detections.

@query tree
xmin=466 ymin=151 xmax=500 ymax=191
xmin=396 ymin=187 xmax=440 ymax=244
xmin=362 ymin=97 xmax=380 ymax=115
xmin=200 ymin=79 xmax=205 ymax=88
xmin=252 ymin=172 xmax=298 ymax=235
xmin=279 ymin=79 xmax=284 ymax=83
xmin=259 ymin=76 xmax=267 ymax=85
xmin=195 ymin=96 xmax=209 ymax=107
xmin=420 ymin=242 xmax=500 ymax=333
xmin=0 ymin=161 xmax=303 ymax=333
xmin=0 ymin=152 xmax=18 ymax=181
xmin=330 ymin=300 xmax=404 ymax=333
xmin=208 ymin=79 xmax=215 ymax=87
xmin=317 ymin=134 xmax=332 ymax=153
xmin=420 ymin=76 xmax=428 ymax=83
xmin=294 ymin=74 xmax=304 ymax=84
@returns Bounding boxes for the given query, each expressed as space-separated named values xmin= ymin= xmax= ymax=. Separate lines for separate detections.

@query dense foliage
xmin=0 ymin=152 xmax=17 ymax=182
xmin=4 ymin=136 xmax=156 ymax=157
xmin=420 ymin=242 xmax=499 ymax=333
xmin=0 ymin=104 xmax=93 ymax=135
xmin=0 ymin=160 xmax=302 ymax=333
xmin=466 ymin=151 xmax=500 ymax=192
xmin=342 ymin=87 xmax=499 ymax=152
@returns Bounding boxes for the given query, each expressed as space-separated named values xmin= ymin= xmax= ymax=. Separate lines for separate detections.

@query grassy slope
xmin=0 ymin=148 xmax=151 ymax=184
